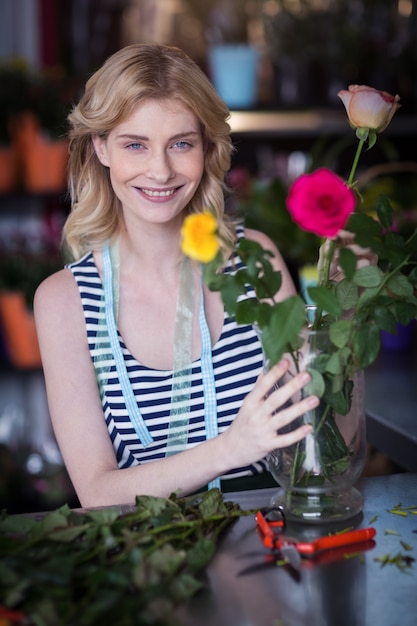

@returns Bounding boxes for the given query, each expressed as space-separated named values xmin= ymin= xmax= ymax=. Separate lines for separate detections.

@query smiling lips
xmin=139 ymin=187 xmax=178 ymax=199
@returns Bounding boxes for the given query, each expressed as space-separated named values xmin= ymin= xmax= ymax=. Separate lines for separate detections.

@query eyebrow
xmin=116 ymin=130 xmax=201 ymax=142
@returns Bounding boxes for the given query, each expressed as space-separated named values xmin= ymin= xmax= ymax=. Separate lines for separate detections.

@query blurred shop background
xmin=1 ymin=0 xmax=416 ymax=512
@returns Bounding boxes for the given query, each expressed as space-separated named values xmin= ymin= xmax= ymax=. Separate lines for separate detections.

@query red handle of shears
xmin=255 ymin=511 xmax=284 ymax=549
xmin=295 ymin=527 xmax=376 ymax=555
xmin=256 ymin=511 xmax=376 ymax=554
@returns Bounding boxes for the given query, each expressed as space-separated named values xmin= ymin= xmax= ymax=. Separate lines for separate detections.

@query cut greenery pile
xmin=0 ymin=489 xmax=250 ymax=626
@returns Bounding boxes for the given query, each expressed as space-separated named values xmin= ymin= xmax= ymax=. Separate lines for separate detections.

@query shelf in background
xmin=229 ymin=109 xmax=417 ymax=138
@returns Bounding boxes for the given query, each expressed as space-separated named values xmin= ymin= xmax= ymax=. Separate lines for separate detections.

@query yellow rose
xmin=181 ymin=212 xmax=219 ymax=263
xmin=337 ymin=84 xmax=401 ymax=132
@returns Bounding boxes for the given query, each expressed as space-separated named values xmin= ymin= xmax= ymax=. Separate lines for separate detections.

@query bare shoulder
xmin=35 ymin=267 xmax=75 ymax=306
xmin=34 ymin=268 xmax=83 ymax=327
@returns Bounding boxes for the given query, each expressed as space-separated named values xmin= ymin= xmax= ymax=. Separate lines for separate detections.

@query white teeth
xmin=141 ymin=188 xmax=175 ymax=198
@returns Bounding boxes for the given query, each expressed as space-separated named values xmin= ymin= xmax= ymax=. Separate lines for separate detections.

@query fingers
xmin=228 ymin=359 xmax=318 ymax=466
xmin=272 ymin=422 xmax=313 ymax=449
xmin=251 ymin=358 xmax=292 ymax=403
xmin=336 ymin=229 xmax=355 ymax=245
xmin=254 ymin=359 xmax=319 ymax=419
xmin=271 ymin=392 xmax=317 ymax=434
xmin=336 ymin=230 xmax=378 ymax=264
xmin=263 ymin=361 xmax=316 ymax=409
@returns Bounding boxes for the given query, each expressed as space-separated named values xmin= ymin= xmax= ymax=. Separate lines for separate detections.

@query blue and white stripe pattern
xmin=67 ymin=228 xmax=268 ymax=483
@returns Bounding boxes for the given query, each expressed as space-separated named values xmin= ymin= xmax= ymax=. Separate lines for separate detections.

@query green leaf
xmin=330 ymin=372 xmax=347 ymax=394
xmin=318 ymin=413 xmax=350 ymax=470
xmin=329 ymin=319 xmax=353 ymax=348
xmin=335 ymin=280 xmax=358 ymax=310
xmin=0 ymin=514 xmax=37 ymax=536
xmin=170 ymin=573 xmax=204 ymax=602
xmin=88 ymin=508 xmax=121 ymax=525
xmin=186 ymin=537 xmax=215 ymax=572
xmin=135 ymin=495 xmax=179 ymax=517
xmin=405 ymin=233 xmax=417 ymax=257
xmin=322 ymin=374 xmax=354 ymax=415
xmin=34 ymin=509 xmax=72 ymax=538
xmin=353 ymin=265 xmax=384 ymax=288
xmin=407 ymin=266 xmax=417 ymax=287
xmin=308 ymin=285 xmax=342 ymax=317
xmin=339 ymin=247 xmax=357 ymax=281
xmin=353 ymin=324 xmax=381 ymax=369
xmin=220 ymin=279 xmax=244 ymax=315
xmin=261 ymin=296 xmax=306 ymax=366
xmin=196 ymin=489 xmax=227 ymax=518
xmin=325 ymin=347 xmax=351 ymax=375
xmin=356 ymin=285 xmax=381 ymax=310
xmin=148 ymin=543 xmax=186 ymax=578
xmin=347 ymin=213 xmax=382 ymax=250
xmin=376 ymin=192 xmax=393 ymax=229
xmin=386 ymin=273 xmax=414 ymax=298
xmin=305 ymin=368 xmax=325 ymax=397
xmin=394 ymin=300 xmax=417 ymax=325
xmin=367 ymin=129 xmax=377 ymax=148
xmin=234 ymin=297 xmax=259 ymax=325
xmin=383 ymin=231 xmax=407 ymax=266
xmin=49 ymin=524 xmax=90 ymax=543
xmin=373 ymin=305 xmax=398 ymax=334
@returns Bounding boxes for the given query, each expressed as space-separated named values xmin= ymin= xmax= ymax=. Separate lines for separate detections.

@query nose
xmin=146 ymin=150 xmax=174 ymax=183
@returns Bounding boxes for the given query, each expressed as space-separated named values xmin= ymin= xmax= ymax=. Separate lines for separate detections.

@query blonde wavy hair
xmin=64 ymin=43 xmax=235 ymax=260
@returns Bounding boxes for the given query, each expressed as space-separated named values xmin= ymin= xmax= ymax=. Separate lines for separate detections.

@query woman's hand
xmin=326 ymin=229 xmax=378 ymax=282
xmin=222 ymin=359 xmax=317 ymax=468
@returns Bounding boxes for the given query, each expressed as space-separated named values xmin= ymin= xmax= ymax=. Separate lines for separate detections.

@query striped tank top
xmin=67 ymin=230 xmax=267 ymax=483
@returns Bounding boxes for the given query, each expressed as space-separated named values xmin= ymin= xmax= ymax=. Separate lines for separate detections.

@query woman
xmin=34 ymin=43 xmax=318 ymax=507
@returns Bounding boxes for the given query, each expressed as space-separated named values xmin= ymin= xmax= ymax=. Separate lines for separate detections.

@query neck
xmin=117 ymin=224 xmax=184 ymax=276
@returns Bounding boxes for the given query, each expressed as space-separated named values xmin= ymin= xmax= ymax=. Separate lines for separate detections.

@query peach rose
xmin=337 ymin=85 xmax=400 ymax=132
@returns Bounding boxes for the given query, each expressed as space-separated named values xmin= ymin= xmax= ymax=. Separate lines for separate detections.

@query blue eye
xmin=127 ymin=142 xmax=143 ymax=150
xmin=174 ymin=140 xmax=191 ymax=149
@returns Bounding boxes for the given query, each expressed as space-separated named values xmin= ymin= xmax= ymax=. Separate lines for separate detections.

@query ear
xmin=92 ymin=134 xmax=110 ymax=167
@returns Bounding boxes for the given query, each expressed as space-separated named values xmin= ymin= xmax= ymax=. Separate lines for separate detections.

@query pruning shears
xmin=255 ymin=509 xmax=376 ymax=570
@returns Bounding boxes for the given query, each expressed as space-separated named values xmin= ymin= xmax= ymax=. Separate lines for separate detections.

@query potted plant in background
xmin=0 ymin=62 xmax=74 ymax=195
xmin=185 ymin=0 xmax=261 ymax=109
xmin=181 ymin=85 xmax=416 ymax=523
xmin=12 ymin=67 xmax=73 ymax=194
xmin=0 ymin=60 xmax=31 ymax=193
xmin=0 ymin=214 xmax=64 ymax=369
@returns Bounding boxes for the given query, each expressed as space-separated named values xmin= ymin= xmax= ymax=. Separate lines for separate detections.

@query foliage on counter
xmin=0 ymin=489 xmax=250 ymax=626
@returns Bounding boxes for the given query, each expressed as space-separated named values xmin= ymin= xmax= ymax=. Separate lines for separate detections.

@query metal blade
xmin=280 ymin=544 xmax=302 ymax=571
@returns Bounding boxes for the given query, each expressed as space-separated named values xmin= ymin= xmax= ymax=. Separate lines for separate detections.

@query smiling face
xmin=93 ymin=98 xmax=205 ymax=230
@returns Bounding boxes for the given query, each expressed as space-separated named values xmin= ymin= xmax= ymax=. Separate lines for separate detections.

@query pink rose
xmin=337 ymin=85 xmax=401 ymax=132
xmin=286 ymin=168 xmax=356 ymax=238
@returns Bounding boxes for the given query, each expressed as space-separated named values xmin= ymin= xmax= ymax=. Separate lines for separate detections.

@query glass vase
xmin=267 ymin=325 xmax=366 ymax=524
